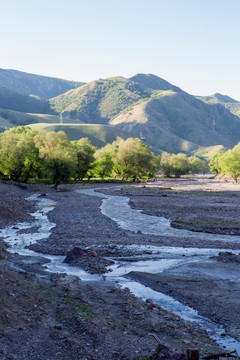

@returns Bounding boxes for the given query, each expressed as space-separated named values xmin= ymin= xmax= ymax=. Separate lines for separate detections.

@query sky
xmin=1 ymin=0 xmax=240 ymax=99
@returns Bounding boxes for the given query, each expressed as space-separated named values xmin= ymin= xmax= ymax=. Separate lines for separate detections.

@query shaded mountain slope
xmin=0 ymin=68 xmax=84 ymax=99
xmin=111 ymin=90 xmax=240 ymax=153
xmin=0 ymin=86 xmax=53 ymax=114
xmin=198 ymin=93 xmax=240 ymax=118
xmin=129 ymin=73 xmax=183 ymax=92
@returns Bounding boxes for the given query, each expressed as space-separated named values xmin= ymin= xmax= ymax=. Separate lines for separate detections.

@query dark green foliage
xmin=74 ymin=138 xmax=96 ymax=180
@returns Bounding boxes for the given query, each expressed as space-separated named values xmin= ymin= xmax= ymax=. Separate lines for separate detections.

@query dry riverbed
xmin=0 ymin=176 xmax=240 ymax=359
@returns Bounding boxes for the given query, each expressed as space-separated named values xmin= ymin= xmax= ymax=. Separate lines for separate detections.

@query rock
xmin=187 ymin=349 xmax=199 ymax=360
xmin=63 ymin=247 xmax=87 ymax=263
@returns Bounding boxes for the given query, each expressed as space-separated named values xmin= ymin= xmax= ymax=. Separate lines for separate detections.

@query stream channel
xmin=1 ymin=188 xmax=240 ymax=352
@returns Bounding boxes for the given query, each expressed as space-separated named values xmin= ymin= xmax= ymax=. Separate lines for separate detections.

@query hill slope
xmin=198 ymin=93 xmax=240 ymax=117
xmin=0 ymin=86 xmax=53 ymax=114
xmin=129 ymin=73 xmax=183 ymax=92
xmin=0 ymin=68 xmax=84 ymax=99
xmin=28 ymin=123 xmax=132 ymax=147
xmin=0 ymin=109 xmax=83 ymax=132
xmin=111 ymin=88 xmax=240 ymax=153
xmin=49 ymin=77 xmax=151 ymax=123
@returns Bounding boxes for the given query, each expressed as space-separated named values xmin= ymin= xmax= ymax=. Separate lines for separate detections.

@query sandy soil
xmin=1 ymin=176 xmax=240 ymax=359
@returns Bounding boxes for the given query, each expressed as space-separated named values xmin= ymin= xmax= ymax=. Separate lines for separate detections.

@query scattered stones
xmin=63 ymin=246 xmax=114 ymax=274
xmin=211 ymin=251 xmax=240 ymax=263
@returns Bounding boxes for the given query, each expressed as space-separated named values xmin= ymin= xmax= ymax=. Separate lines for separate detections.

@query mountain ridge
xmin=0 ymin=68 xmax=84 ymax=99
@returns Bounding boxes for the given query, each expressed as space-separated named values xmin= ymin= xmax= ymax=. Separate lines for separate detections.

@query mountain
xmin=110 ymin=88 xmax=240 ymax=153
xmin=198 ymin=93 xmax=240 ymax=118
xmin=1 ymin=70 xmax=240 ymax=154
xmin=0 ymin=86 xmax=53 ymax=114
xmin=129 ymin=73 xmax=183 ymax=92
xmin=0 ymin=68 xmax=84 ymax=99
xmin=50 ymin=73 xmax=240 ymax=153
xmin=49 ymin=77 xmax=151 ymax=123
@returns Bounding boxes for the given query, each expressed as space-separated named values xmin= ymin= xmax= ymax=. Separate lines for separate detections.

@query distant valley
xmin=0 ymin=68 xmax=240 ymax=155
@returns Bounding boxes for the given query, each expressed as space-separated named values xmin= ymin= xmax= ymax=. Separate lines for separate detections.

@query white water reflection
xmin=117 ymin=279 xmax=240 ymax=352
xmin=77 ymin=188 xmax=240 ymax=243
xmin=0 ymin=194 xmax=56 ymax=256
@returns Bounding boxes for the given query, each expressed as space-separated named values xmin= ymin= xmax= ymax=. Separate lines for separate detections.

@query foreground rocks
xmin=63 ymin=246 xmax=114 ymax=273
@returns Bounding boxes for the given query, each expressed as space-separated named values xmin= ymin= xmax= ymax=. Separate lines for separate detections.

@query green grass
xmin=192 ymin=144 xmax=226 ymax=159
xmin=0 ymin=109 xmax=85 ymax=132
xmin=28 ymin=123 xmax=131 ymax=146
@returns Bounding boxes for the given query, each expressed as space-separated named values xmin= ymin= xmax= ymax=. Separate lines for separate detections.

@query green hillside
xmin=192 ymin=145 xmax=226 ymax=159
xmin=0 ymin=68 xmax=84 ymax=99
xmin=49 ymin=77 xmax=151 ymax=123
xmin=28 ymin=123 xmax=131 ymax=147
xmin=198 ymin=93 xmax=240 ymax=117
xmin=0 ymin=108 xmax=83 ymax=132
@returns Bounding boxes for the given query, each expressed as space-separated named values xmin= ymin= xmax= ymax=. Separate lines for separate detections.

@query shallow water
xmin=77 ymin=188 xmax=240 ymax=242
xmin=76 ymin=188 xmax=240 ymax=351
xmin=1 ymin=190 xmax=240 ymax=351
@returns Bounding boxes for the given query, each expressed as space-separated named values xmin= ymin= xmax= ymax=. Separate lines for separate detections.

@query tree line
xmin=0 ymin=126 xmax=208 ymax=184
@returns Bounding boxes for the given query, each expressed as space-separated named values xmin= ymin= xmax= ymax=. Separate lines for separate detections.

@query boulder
xmin=63 ymin=247 xmax=87 ymax=264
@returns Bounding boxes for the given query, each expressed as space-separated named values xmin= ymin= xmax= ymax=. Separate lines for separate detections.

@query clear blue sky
xmin=1 ymin=0 xmax=240 ymax=99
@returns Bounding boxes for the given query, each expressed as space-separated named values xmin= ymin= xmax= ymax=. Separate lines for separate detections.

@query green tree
xmin=112 ymin=138 xmax=156 ymax=181
xmin=93 ymin=146 xmax=114 ymax=179
xmin=74 ymin=138 xmax=96 ymax=181
xmin=188 ymin=156 xmax=202 ymax=174
xmin=218 ymin=146 xmax=240 ymax=183
xmin=34 ymin=130 xmax=77 ymax=184
xmin=161 ymin=152 xmax=191 ymax=177
xmin=160 ymin=152 xmax=172 ymax=177
xmin=209 ymin=153 xmax=223 ymax=175
xmin=0 ymin=126 xmax=42 ymax=181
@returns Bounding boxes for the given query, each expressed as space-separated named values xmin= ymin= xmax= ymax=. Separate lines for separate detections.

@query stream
xmin=1 ymin=189 xmax=240 ymax=351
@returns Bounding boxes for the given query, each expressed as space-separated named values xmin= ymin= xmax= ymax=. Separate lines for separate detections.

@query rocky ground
xmin=1 ymin=176 xmax=240 ymax=359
